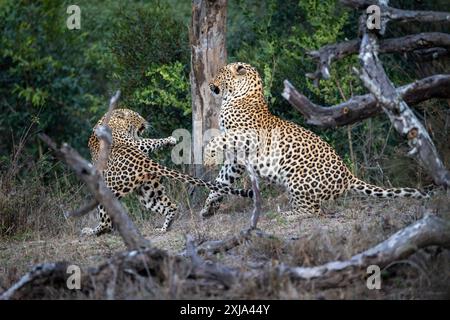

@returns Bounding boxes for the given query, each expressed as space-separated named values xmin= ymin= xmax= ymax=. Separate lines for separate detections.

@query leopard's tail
xmin=147 ymin=161 xmax=253 ymax=198
xmin=349 ymin=177 xmax=429 ymax=199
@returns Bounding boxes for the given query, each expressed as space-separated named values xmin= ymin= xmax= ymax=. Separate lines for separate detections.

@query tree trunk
xmin=190 ymin=0 xmax=227 ymax=178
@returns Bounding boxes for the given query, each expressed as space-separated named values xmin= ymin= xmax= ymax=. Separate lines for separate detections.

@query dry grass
xmin=1 ymin=175 xmax=449 ymax=299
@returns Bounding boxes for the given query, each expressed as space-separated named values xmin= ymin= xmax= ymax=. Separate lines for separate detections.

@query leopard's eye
xmin=236 ymin=65 xmax=246 ymax=75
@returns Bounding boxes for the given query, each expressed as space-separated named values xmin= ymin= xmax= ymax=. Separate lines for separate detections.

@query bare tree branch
xmin=277 ymin=214 xmax=450 ymax=287
xmin=356 ymin=32 xmax=450 ymax=187
xmin=283 ymin=74 xmax=450 ymax=127
xmin=190 ymin=0 xmax=227 ymax=177
xmin=307 ymin=33 xmax=450 ymax=81
xmin=95 ymin=90 xmax=120 ymax=171
xmin=340 ymin=0 xmax=450 ymax=25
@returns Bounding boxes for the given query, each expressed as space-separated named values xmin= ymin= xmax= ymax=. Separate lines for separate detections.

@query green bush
xmin=1 ymin=0 xmax=447 ymax=190
xmin=110 ymin=2 xmax=191 ymax=137
xmin=0 ymin=1 xmax=105 ymax=158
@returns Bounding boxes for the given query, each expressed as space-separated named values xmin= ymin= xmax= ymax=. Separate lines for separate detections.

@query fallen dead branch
xmin=2 ymin=213 xmax=449 ymax=299
xmin=185 ymin=235 xmax=238 ymax=288
xmin=277 ymin=213 xmax=450 ymax=287
xmin=194 ymin=228 xmax=275 ymax=256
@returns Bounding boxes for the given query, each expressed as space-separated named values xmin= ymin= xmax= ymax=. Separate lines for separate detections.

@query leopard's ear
xmin=236 ymin=64 xmax=247 ymax=75
xmin=114 ymin=109 xmax=128 ymax=119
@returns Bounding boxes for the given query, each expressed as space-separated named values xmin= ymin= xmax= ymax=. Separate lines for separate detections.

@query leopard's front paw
xmin=81 ymin=227 xmax=95 ymax=236
xmin=167 ymin=136 xmax=177 ymax=145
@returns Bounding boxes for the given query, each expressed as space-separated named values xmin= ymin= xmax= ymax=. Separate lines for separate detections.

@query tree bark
xmin=190 ymin=0 xmax=227 ymax=177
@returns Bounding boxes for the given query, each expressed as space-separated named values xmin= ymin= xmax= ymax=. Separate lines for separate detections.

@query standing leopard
xmin=201 ymin=62 xmax=428 ymax=218
xmin=83 ymin=108 xmax=252 ymax=236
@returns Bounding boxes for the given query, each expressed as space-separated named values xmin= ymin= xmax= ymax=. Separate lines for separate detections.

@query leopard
xmin=201 ymin=62 xmax=428 ymax=218
xmin=83 ymin=108 xmax=253 ymax=236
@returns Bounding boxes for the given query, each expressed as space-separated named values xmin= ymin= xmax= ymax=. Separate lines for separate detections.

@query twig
xmin=0 ymin=262 xmax=69 ymax=300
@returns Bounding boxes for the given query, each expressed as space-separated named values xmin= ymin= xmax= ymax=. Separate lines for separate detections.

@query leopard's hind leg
xmin=81 ymin=168 xmax=134 ymax=236
xmin=200 ymin=162 xmax=246 ymax=218
xmin=137 ymin=180 xmax=178 ymax=232
xmin=279 ymin=181 xmax=322 ymax=218
xmin=81 ymin=204 xmax=115 ymax=236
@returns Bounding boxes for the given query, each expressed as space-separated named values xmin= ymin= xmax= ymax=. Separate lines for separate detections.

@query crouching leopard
xmin=83 ymin=108 xmax=253 ymax=236
xmin=201 ymin=62 xmax=428 ymax=218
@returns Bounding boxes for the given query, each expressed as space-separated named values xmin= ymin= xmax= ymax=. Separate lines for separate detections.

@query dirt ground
xmin=1 ymin=188 xmax=449 ymax=299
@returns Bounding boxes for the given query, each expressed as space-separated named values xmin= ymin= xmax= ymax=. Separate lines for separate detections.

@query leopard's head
xmin=209 ymin=62 xmax=263 ymax=99
xmin=99 ymin=108 xmax=149 ymax=139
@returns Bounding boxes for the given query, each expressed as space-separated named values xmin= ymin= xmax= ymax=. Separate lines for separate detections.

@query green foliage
xmin=133 ymin=62 xmax=191 ymax=133
xmin=0 ymin=0 xmax=116 ymax=159
xmin=1 ymin=0 xmax=447 ymax=189
xmin=110 ymin=1 xmax=191 ymax=137
xmin=228 ymin=0 xmax=360 ymax=114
